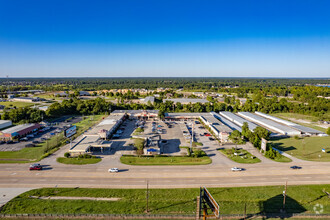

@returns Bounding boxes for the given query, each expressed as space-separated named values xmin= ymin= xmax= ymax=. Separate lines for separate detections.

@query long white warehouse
xmin=238 ymin=112 xmax=301 ymax=136
xmin=254 ymin=111 xmax=326 ymax=136
xmin=219 ymin=111 xmax=258 ymax=132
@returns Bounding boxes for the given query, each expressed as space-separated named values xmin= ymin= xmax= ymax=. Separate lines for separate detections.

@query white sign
xmin=64 ymin=125 xmax=76 ymax=138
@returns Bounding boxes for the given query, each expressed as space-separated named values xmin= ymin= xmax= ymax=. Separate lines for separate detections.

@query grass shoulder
xmin=120 ymin=154 xmax=211 ymax=165
xmin=219 ymin=147 xmax=261 ymax=163
xmin=57 ymin=157 xmax=101 ymax=165
xmin=2 ymin=184 xmax=330 ymax=215
xmin=270 ymin=136 xmax=330 ymax=162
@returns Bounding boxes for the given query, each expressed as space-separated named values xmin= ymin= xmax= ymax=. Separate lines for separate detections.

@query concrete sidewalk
xmin=0 ymin=188 xmax=34 ymax=208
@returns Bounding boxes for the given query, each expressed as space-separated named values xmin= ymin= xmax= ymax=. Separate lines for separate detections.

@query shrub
xmin=64 ymin=152 xmax=70 ymax=158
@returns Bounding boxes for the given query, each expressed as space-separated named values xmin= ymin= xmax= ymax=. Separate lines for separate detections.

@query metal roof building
xmin=165 ymin=112 xmax=210 ymax=119
xmin=163 ymin=98 xmax=209 ymax=104
xmin=210 ymin=112 xmax=242 ymax=132
xmin=0 ymin=120 xmax=12 ymax=130
xmin=255 ymin=111 xmax=325 ymax=136
xmin=0 ymin=123 xmax=41 ymax=140
xmin=238 ymin=112 xmax=301 ymax=136
xmin=200 ymin=115 xmax=232 ymax=133
xmin=219 ymin=111 xmax=258 ymax=132
xmin=141 ymin=96 xmax=155 ymax=104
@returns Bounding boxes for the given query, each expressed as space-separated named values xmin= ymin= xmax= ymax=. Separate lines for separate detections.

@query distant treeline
xmin=0 ymin=77 xmax=330 ymax=92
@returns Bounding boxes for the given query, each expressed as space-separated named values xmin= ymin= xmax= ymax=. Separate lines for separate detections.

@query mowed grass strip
xmin=219 ymin=148 xmax=261 ymax=164
xmin=271 ymin=136 xmax=330 ymax=162
xmin=56 ymin=157 xmax=101 ymax=165
xmin=120 ymin=155 xmax=211 ymax=165
xmin=1 ymin=185 xmax=330 ymax=215
xmin=0 ymin=101 xmax=36 ymax=108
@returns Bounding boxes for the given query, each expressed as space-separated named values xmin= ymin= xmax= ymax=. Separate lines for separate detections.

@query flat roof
xmin=165 ymin=112 xmax=210 ymax=118
xmin=238 ymin=112 xmax=301 ymax=135
xmin=211 ymin=112 xmax=242 ymax=132
xmin=111 ymin=110 xmax=159 ymax=114
xmin=86 ymin=114 xmax=124 ymax=135
xmin=143 ymin=96 xmax=155 ymax=103
xmin=201 ymin=115 xmax=232 ymax=133
xmin=69 ymin=135 xmax=100 ymax=152
xmin=2 ymin=123 xmax=37 ymax=134
xmin=219 ymin=111 xmax=258 ymax=131
xmin=163 ymin=98 xmax=209 ymax=104
xmin=0 ymin=120 xmax=11 ymax=125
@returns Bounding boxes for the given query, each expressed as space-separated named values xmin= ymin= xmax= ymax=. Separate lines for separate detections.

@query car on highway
xmin=290 ymin=166 xmax=302 ymax=169
xmin=29 ymin=163 xmax=42 ymax=170
xmin=231 ymin=167 xmax=243 ymax=172
xmin=108 ymin=168 xmax=119 ymax=173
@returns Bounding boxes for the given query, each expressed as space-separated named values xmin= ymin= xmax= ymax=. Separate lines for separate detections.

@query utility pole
xmin=146 ymin=179 xmax=149 ymax=213
xmin=190 ymin=121 xmax=194 ymax=154
xmin=283 ymin=181 xmax=287 ymax=211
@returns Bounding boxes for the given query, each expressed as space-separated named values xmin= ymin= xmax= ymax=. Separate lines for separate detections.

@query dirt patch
xmin=30 ymin=196 xmax=121 ymax=201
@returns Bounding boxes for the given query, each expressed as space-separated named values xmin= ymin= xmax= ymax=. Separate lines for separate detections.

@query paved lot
xmin=0 ymin=116 xmax=82 ymax=152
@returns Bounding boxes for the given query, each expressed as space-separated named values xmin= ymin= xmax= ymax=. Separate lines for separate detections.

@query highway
xmin=1 ymin=162 xmax=330 ymax=189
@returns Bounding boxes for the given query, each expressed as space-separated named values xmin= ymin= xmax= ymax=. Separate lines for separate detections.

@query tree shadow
xmin=257 ymin=194 xmax=306 ymax=219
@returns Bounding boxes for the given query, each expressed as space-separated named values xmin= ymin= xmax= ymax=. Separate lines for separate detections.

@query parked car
xmin=231 ymin=167 xmax=243 ymax=172
xmin=25 ymin=143 xmax=36 ymax=148
xmin=108 ymin=168 xmax=119 ymax=173
xmin=0 ymin=141 xmax=5 ymax=145
xmin=20 ymin=137 xmax=29 ymax=141
xmin=290 ymin=166 xmax=302 ymax=169
xmin=32 ymin=141 xmax=39 ymax=144
xmin=6 ymin=140 xmax=13 ymax=144
xmin=205 ymin=133 xmax=211 ymax=137
xmin=29 ymin=163 xmax=42 ymax=170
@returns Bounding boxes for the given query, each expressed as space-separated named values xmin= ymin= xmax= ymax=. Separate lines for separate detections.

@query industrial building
xmin=163 ymin=98 xmax=209 ymax=105
xmin=200 ymin=115 xmax=232 ymax=142
xmin=111 ymin=110 xmax=158 ymax=119
xmin=210 ymin=112 xmax=242 ymax=132
xmin=140 ymin=96 xmax=155 ymax=104
xmin=254 ymin=111 xmax=326 ymax=136
xmin=165 ymin=112 xmax=210 ymax=120
xmin=238 ymin=112 xmax=301 ymax=136
xmin=69 ymin=114 xmax=125 ymax=155
xmin=219 ymin=111 xmax=258 ymax=132
xmin=0 ymin=123 xmax=41 ymax=140
xmin=11 ymin=97 xmax=43 ymax=102
xmin=0 ymin=120 xmax=12 ymax=130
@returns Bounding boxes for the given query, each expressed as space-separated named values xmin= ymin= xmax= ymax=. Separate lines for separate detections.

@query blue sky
xmin=0 ymin=0 xmax=329 ymax=77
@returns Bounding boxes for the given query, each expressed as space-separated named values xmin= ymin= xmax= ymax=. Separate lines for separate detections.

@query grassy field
xmin=1 ymin=185 xmax=330 ymax=215
xmin=271 ymin=113 xmax=328 ymax=132
xmin=219 ymin=148 xmax=261 ymax=163
xmin=271 ymin=136 xmax=330 ymax=162
xmin=56 ymin=157 xmax=101 ymax=165
xmin=0 ymin=114 xmax=106 ymax=163
xmin=120 ymin=155 xmax=212 ymax=165
xmin=0 ymin=101 xmax=36 ymax=108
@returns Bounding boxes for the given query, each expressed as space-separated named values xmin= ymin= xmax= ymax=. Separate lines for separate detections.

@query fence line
xmin=1 ymin=213 xmax=330 ymax=219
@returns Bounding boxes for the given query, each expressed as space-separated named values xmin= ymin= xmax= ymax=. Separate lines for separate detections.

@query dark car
xmin=0 ymin=141 xmax=5 ymax=144
xmin=290 ymin=166 xmax=302 ymax=169
xmin=6 ymin=140 xmax=13 ymax=144
xmin=29 ymin=164 xmax=42 ymax=170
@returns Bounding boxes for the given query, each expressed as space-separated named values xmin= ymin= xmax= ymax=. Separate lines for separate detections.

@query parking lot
xmin=0 ymin=116 xmax=82 ymax=152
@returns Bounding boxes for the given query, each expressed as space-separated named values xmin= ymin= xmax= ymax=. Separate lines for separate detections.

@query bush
xmin=64 ymin=152 xmax=71 ymax=158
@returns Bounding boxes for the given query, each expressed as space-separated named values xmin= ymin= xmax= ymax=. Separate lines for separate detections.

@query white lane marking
xmin=11 ymin=173 xmax=16 ymax=175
